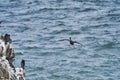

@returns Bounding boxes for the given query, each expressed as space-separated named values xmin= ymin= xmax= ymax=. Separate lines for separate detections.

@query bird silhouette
xmin=59 ymin=37 xmax=82 ymax=46
xmin=4 ymin=34 xmax=12 ymax=44
xmin=0 ymin=21 xmax=2 ymax=27
xmin=21 ymin=59 xmax=25 ymax=69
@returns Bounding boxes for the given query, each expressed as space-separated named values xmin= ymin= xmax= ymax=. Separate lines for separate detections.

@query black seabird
xmin=59 ymin=37 xmax=82 ymax=46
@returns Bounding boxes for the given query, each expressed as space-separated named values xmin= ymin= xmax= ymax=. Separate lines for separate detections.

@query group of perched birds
xmin=0 ymin=34 xmax=25 ymax=80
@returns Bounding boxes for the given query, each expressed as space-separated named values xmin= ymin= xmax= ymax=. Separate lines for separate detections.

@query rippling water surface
xmin=0 ymin=0 xmax=120 ymax=80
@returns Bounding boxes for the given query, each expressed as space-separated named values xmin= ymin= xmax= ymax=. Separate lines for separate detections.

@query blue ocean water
xmin=0 ymin=0 xmax=120 ymax=80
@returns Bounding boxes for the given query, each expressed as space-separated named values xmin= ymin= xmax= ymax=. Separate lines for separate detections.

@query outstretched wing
xmin=59 ymin=39 xmax=70 ymax=41
xmin=73 ymin=41 xmax=83 ymax=46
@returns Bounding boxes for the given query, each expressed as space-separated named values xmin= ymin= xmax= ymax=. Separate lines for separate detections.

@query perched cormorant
xmin=4 ymin=34 xmax=12 ymax=44
xmin=21 ymin=59 xmax=25 ymax=69
xmin=0 ymin=21 xmax=2 ymax=27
